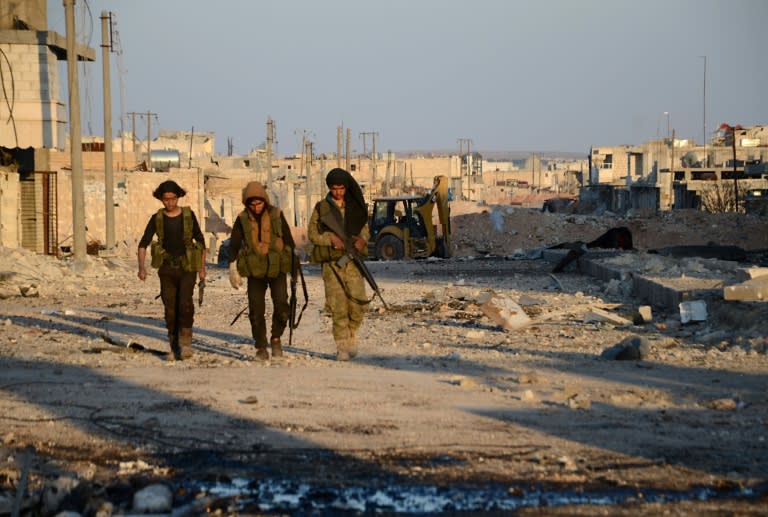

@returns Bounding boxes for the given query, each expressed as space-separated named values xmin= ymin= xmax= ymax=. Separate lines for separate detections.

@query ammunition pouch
xmin=237 ymin=247 xmax=292 ymax=278
xmin=150 ymin=241 xmax=166 ymax=269
xmin=310 ymin=244 xmax=344 ymax=264
xmin=182 ymin=241 xmax=204 ymax=272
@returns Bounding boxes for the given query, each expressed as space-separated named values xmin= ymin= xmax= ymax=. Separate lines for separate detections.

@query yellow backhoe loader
xmin=367 ymin=175 xmax=452 ymax=260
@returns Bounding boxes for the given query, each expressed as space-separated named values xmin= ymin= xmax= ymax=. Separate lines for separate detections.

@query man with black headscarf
xmin=138 ymin=180 xmax=206 ymax=360
xmin=308 ymin=168 xmax=370 ymax=361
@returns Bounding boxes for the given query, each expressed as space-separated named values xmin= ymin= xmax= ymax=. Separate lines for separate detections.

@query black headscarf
xmin=325 ymin=168 xmax=367 ymax=236
xmin=152 ymin=180 xmax=186 ymax=200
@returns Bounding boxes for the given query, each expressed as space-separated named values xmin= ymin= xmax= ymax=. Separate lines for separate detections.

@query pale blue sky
xmin=47 ymin=0 xmax=768 ymax=156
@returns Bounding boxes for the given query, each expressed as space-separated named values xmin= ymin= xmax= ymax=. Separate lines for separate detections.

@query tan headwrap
xmin=241 ymin=182 xmax=283 ymax=255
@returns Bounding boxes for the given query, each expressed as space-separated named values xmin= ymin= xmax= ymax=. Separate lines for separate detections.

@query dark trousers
xmin=158 ymin=264 xmax=197 ymax=339
xmin=247 ymin=273 xmax=289 ymax=348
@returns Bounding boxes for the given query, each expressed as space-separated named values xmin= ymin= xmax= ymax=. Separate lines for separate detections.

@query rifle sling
xmin=327 ymin=261 xmax=373 ymax=306
xmin=291 ymin=264 xmax=309 ymax=328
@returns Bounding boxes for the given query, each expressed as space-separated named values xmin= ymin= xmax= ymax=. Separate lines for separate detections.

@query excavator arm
xmin=416 ymin=175 xmax=451 ymax=257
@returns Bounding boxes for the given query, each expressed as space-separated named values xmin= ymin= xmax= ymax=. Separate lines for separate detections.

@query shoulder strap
xmin=238 ymin=211 xmax=253 ymax=250
xmin=316 ymin=199 xmax=331 ymax=217
xmin=181 ymin=206 xmax=193 ymax=243
xmin=269 ymin=207 xmax=284 ymax=238
xmin=154 ymin=209 xmax=165 ymax=241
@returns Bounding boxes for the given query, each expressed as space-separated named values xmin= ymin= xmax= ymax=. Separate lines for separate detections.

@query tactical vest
xmin=149 ymin=207 xmax=204 ymax=272
xmin=236 ymin=207 xmax=293 ymax=278
xmin=310 ymin=199 xmax=367 ymax=263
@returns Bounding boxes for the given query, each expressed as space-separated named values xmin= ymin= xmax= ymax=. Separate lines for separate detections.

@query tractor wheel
xmin=375 ymin=235 xmax=404 ymax=260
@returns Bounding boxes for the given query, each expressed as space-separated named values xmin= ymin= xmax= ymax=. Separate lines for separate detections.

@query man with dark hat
xmin=138 ymin=180 xmax=206 ymax=360
xmin=308 ymin=168 xmax=370 ymax=361
xmin=227 ymin=181 xmax=295 ymax=360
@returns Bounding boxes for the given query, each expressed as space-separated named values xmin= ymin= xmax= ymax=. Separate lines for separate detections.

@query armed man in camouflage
xmin=308 ymin=168 xmax=370 ymax=361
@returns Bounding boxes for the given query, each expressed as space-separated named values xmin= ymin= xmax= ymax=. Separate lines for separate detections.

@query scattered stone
xmin=517 ymin=294 xmax=543 ymax=306
xmin=42 ymin=476 xmax=80 ymax=515
xmin=19 ymin=285 xmax=39 ymax=297
xmin=132 ymin=484 xmax=173 ymax=513
xmin=637 ymin=305 xmax=653 ymax=323
xmin=707 ymin=398 xmax=744 ymax=411
xmin=480 ymin=294 xmax=532 ymax=330
xmin=601 ymin=336 xmax=652 ymax=360
xmin=568 ymin=393 xmax=591 ymax=410
xmin=465 ymin=329 xmax=486 ymax=340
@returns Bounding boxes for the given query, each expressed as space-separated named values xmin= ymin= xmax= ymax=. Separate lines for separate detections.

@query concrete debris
xmin=480 ymin=294 xmax=532 ymax=330
xmin=567 ymin=393 xmax=591 ymax=410
xmin=42 ymin=476 xmax=80 ymax=515
xmin=583 ymin=307 xmax=632 ymax=326
xmin=637 ymin=305 xmax=653 ymax=323
xmin=735 ymin=267 xmax=768 ymax=282
xmin=723 ymin=275 xmax=768 ymax=302
xmin=707 ymin=398 xmax=749 ymax=411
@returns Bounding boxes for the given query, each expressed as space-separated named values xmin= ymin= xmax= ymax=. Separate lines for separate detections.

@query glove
xmin=229 ymin=262 xmax=242 ymax=289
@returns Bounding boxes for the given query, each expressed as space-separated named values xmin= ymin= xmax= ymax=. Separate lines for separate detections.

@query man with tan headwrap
xmin=308 ymin=168 xmax=370 ymax=361
xmin=227 ymin=181 xmax=295 ymax=360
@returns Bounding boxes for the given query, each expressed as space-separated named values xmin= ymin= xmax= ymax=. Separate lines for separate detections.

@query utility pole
xmin=139 ymin=111 xmax=158 ymax=170
xmin=65 ymin=0 xmax=86 ymax=260
xmin=345 ymin=128 xmax=351 ymax=171
xmin=371 ymin=132 xmax=378 ymax=197
xmin=384 ymin=151 xmax=392 ymax=196
xmin=701 ymin=56 xmax=707 ymax=166
xmin=336 ymin=125 xmax=342 ymax=168
xmin=266 ymin=117 xmax=274 ymax=184
xmin=669 ymin=129 xmax=676 ymax=209
xmin=457 ymin=138 xmax=472 ymax=200
xmin=188 ymin=126 xmax=194 ymax=168
xmin=360 ymin=131 xmax=378 ymax=197
xmin=127 ymin=111 xmax=139 ymax=152
xmin=101 ymin=11 xmax=115 ymax=250
xmin=304 ymin=138 xmax=313 ymax=226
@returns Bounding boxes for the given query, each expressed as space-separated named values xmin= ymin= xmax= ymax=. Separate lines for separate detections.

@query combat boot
xmin=254 ymin=344 xmax=269 ymax=361
xmin=270 ymin=336 xmax=283 ymax=358
xmin=335 ymin=337 xmax=353 ymax=362
xmin=348 ymin=326 xmax=359 ymax=358
xmin=169 ymin=332 xmax=181 ymax=360
xmin=178 ymin=328 xmax=194 ymax=359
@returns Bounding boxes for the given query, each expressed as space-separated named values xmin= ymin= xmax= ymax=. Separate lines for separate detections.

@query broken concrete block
xmin=679 ymin=300 xmax=707 ymax=323
xmin=723 ymin=275 xmax=768 ymax=302
xmin=583 ymin=307 xmax=632 ymax=326
xmin=480 ymin=294 xmax=531 ymax=330
xmin=638 ymin=305 xmax=653 ymax=323
xmin=734 ymin=267 xmax=768 ymax=282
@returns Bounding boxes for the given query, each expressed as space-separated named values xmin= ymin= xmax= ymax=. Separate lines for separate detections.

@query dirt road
xmin=1 ymin=241 xmax=767 ymax=515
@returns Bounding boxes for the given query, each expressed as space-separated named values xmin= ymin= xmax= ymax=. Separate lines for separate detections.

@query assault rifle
xmin=288 ymin=253 xmax=309 ymax=347
xmin=319 ymin=212 xmax=389 ymax=310
xmin=197 ymin=278 xmax=205 ymax=307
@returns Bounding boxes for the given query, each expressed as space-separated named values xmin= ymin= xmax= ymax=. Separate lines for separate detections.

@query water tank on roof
xmin=150 ymin=149 xmax=180 ymax=172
